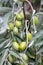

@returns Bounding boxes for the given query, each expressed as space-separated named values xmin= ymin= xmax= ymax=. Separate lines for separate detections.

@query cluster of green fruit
xmin=8 ymin=41 xmax=29 ymax=65
xmin=12 ymin=41 xmax=26 ymax=51
xmin=8 ymin=12 xmax=24 ymax=34
xmin=8 ymin=10 xmax=39 ymax=65
xmin=9 ymin=22 xmax=18 ymax=35
xmin=8 ymin=21 xmax=33 ymax=41
xmin=8 ymin=53 xmax=29 ymax=65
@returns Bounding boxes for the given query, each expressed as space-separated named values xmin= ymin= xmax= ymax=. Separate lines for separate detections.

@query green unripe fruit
xmin=8 ymin=54 xmax=14 ymax=63
xmin=23 ymin=54 xmax=29 ymax=62
xmin=41 ymin=56 xmax=43 ymax=61
xmin=20 ymin=42 xmax=27 ymax=51
xmin=9 ymin=22 xmax=14 ymax=30
xmin=27 ymin=32 xmax=32 ymax=41
xmin=20 ymin=53 xmax=29 ymax=62
xmin=12 ymin=42 xmax=19 ymax=51
xmin=15 ymin=20 xmax=22 ymax=27
xmin=19 ymin=62 xmax=24 ymax=65
xmin=33 ymin=16 xmax=39 ymax=25
xmin=13 ymin=27 xmax=18 ymax=35
xmin=16 ymin=12 xmax=24 ymax=20
xmin=20 ymin=12 xmax=24 ymax=19
xmin=19 ymin=61 xmax=28 ymax=65
xmin=16 ymin=14 xmax=22 ymax=20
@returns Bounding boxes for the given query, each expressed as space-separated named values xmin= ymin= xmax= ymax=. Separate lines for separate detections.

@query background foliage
xmin=0 ymin=0 xmax=43 ymax=65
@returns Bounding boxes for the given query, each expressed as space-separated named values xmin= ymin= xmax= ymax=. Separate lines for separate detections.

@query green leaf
xmin=0 ymin=7 xmax=11 ymax=14
xmin=32 ymin=30 xmax=43 ymax=41
xmin=9 ymin=50 xmax=28 ymax=65
xmin=0 ymin=49 xmax=9 ymax=65
xmin=0 ymin=39 xmax=10 ymax=52
xmin=26 ymin=48 xmax=35 ymax=59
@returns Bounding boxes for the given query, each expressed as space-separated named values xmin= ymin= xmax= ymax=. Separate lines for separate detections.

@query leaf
xmin=9 ymin=50 xmax=28 ymax=65
xmin=35 ymin=41 xmax=43 ymax=47
xmin=14 ymin=35 xmax=24 ymax=41
xmin=26 ymin=48 xmax=35 ymax=59
xmin=38 ymin=45 xmax=43 ymax=52
xmin=0 ymin=49 xmax=9 ymax=65
xmin=0 ymin=38 xmax=6 ymax=44
xmin=0 ymin=7 xmax=11 ymax=14
xmin=8 ymin=61 xmax=12 ymax=65
xmin=3 ymin=11 xmax=12 ymax=24
xmin=32 ymin=30 xmax=43 ymax=41
xmin=0 ymin=39 xmax=10 ymax=52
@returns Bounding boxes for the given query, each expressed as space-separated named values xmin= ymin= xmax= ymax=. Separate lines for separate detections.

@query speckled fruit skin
xmin=27 ymin=32 xmax=32 ymax=41
xmin=12 ymin=42 xmax=19 ymax=51
xmin=19 ymin=62 xmax=24 ymax=65
xmin=13 ymin=27 xmax=18 ymax=35
xmin=20 ymin=53 xmax=29 ymax=62
xmin=23 ymin=54 xmax=29 ymax=62
xmin=16 ymin=12 xmax=24 ymax=20
xmin=20 ymin=42 xmax=27 ymax=51
xmin=9 ymin=22 xmax=14 ymax=31
xmin=33 ymin=16 xmax=39 ymax=25
xmin=20 ymin=12 xmax=24 ymax=19
xmin=19 ymin=61 xmax=28 ymax=65
xmin=9 ymin=54 xmax=14 ymax=63
xmin=15 ymin=20 xmax=22 ymax=27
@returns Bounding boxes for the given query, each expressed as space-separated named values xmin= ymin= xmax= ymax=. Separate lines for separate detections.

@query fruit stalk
xmin=22 ymin=2 xmax=29 ymax=53
xmin=22 ymin=1 xmax=26 ymax=20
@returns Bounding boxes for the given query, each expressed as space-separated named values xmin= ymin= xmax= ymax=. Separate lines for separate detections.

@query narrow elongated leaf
xmin=0 ymin=39 xmax=10 ymax=52
xmin=1 ymin=49 xmax=9 ymax=65
xmin=9 ymin=50 xmax=28 ymax=65
xmin=0 ymin=7 xmax=11 ymax=14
